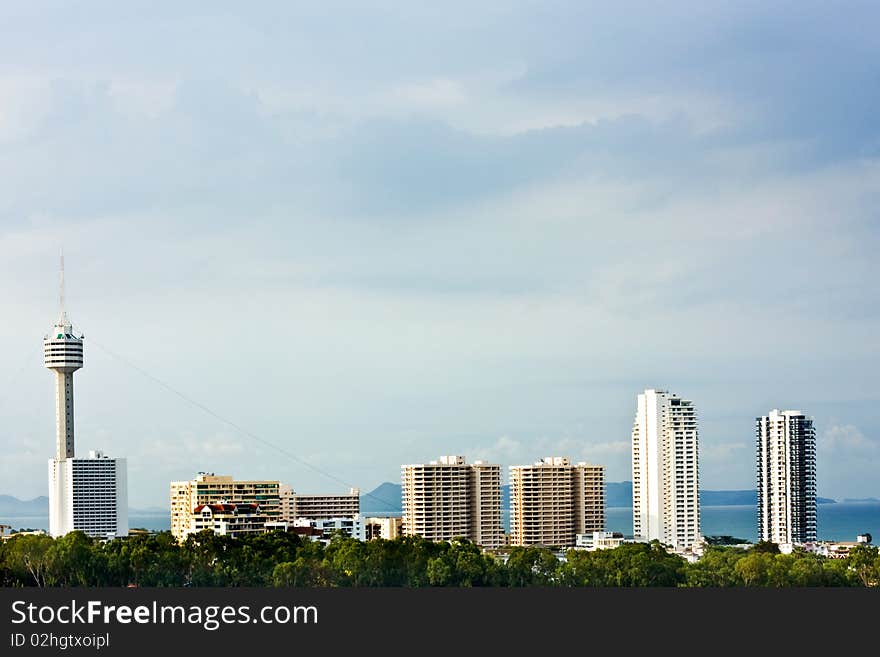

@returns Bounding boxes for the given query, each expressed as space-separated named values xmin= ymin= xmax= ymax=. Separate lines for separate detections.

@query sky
xmin=0 ymin=1 xmax=878 ymax=507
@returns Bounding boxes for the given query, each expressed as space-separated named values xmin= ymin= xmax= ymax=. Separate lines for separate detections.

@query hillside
xmin=0 ymin=495 xmax=49 ymax=516
xmin=359 ymin=482 xmax=402 ymax=512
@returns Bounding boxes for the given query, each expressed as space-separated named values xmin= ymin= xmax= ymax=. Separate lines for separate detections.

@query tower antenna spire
xmin=59 ymin=251 xmax=67 ymax=324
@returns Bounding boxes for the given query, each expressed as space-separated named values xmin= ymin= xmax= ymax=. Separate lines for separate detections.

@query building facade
xmin=302 ymin=515 xmax=366 ymax=542
xmin=509 ymin=458 xmax=605 ymax=548
xmin=575 ymin=531 xmax=627 ymax=551
xmin=631 ymin=389 xmax=701 ymax=549
xmin=280 ymin=487 xmax=361 ymax=521
xmin=573 ymin=463 xmax=605 ymax=536
xmin=191 ymin=503 xmax=266 ymax=538
xmin=470 ymin=461 xmax=504 ymax=549
xmin=170 ymin=473 xmax=280 ymax=541
xmin=364 ymin=516 xmax=403 ymax=541
xmin=401 ymin=456 xmax=503 ymax=548
xmin=756 ymin=409 xmax=817 ymax=544
xmin=45 ymin=260 xmax=128 ymax=539
xmin=402 ymin=456 xmax=471 ymax=542
xmin=49 ymin=450 xmax=128 ymax=538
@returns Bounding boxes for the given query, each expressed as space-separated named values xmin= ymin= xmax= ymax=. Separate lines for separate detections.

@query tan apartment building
xmin=470 ymin=461 xmax=504 ymax=549
xmin=573 ymin=463 xmax=605 ymax=535
xmin=170 ymin=473 xmax=280 ymax=541
xmin=279 ymin=485 xmax=360 ymax=521
xmin=509 ymin=457 xmax=606 ymax=548
xmin=401 ymin=456 xmax=503 ymax=549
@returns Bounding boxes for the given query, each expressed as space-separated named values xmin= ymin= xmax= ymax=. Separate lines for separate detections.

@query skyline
xmin=0 ymin=2 xmax=878 ymax=506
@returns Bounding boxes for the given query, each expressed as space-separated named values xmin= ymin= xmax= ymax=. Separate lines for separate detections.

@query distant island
xmin=357 ymin=482 xmax=838 ymax=513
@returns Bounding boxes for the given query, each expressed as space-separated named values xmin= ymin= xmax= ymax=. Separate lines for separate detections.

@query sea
xmin=3 ymin=503 xmax=878 ymax=542
xmin=570 ymin=503 xmax=880 ymax=542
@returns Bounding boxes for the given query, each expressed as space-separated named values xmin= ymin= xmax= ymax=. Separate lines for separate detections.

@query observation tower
xmin=43 ymin=255 xmax=84 ymax=460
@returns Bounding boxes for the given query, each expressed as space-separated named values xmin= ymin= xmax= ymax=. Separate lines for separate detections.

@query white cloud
xmin=820 ymin=425 xmax=876 ymax=453
xmin=1 ymin=2 xmax=879 ymax=506
xmin=701 ymin=442 xmax=749 ymax=461
xmin=464 ymin=435 xmax=630 ymax=471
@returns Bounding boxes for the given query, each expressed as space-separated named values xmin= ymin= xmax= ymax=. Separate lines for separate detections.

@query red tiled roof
xmin=193 ymin=503 xmax=260 ymax=514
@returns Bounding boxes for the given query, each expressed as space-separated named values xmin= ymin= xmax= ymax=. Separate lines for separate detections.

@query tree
xmin=786 ymin=553 xmax=826 ymax=587
xmin=272 ymin=558 xmax=324 ymax=587
xmin=5 ymin=534 xmax=54 ymax=587
xmin=845 ymin=545 xmax=879 ymax=587
xmin=685 ymin=547 xmax=746 ymax=587
xmin=325 ymin=535 xmax=367 ymax=586
xmin=750 ymin=540 xmax=781 ymax=554
xmin=426 ymin=556 xmax=454 ymax=586
xmin=46 ymin=531 xmax=96 ymax=586
xmin=505 ymin=547 xmax=560 ymax=586
xmin=734 ymin=552 xmax=772 ymax=586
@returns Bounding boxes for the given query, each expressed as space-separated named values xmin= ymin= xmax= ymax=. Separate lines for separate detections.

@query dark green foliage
xmin=704 ymin=536 xmax=750 ymax=546
xmin=0 ymin=531 xmax=876 ymax=587
xmin=561 ymin=541 xmax=686 ymax=587
xmin=750 ymin=540 xmax=781 ymax=554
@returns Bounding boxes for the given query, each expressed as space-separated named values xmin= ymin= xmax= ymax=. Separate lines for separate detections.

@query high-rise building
xmin=756 ymin=409 xmax=817 ymax=544
xmin=45 ymin=258 xmax=128 ymax=538
xmin=401 ymin=456 xmax=503 ymax=548
xmin=508 ymin=458 xmax=605 ymax=547
xmin=48 ymin=450 xmax=128 ymax=539
xmin=170 ymin=473 xmax=280 ymax=541
xmin=573 ymin=462 xmax=605 ymax=536
xmin=470 ymin=461 xmax=504 ymax=549
xmin=631 ymin=389 xmax=700 ymax=549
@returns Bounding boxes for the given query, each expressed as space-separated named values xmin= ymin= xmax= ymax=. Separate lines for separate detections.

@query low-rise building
xmin=264 ymin=521 xmax=325 ymax=541
xmin=575 ymin=531 xmax=627 ymax=551
xmin=364 ymin=516 xmax=403 ymax=540
xmin=190 ymin=503 xmax=266 ymax=538
xmin=304 ymin=515 xmax=365 ymax=541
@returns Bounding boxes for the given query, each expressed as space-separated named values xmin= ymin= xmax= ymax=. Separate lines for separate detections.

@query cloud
xmin=463 ymin=435 xmax=630 ymax=476
xmin=701 ymin=442 xmax=750 ymax=461
xmin=465 ymin=435 xmax=523 ymax=464
xmin=820 ymin=425 xmax=876 ymax=453
xmin=1 ymin=2 xmax=879 ymax=506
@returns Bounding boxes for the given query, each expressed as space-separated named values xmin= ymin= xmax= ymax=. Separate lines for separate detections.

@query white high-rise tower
xmin=756 ymin=409 xmax=817 ymax=545
xmin=46 ymin=258 xmax=128 ymax=538
xmin=631 ymin=389 xmax=701 ymax=549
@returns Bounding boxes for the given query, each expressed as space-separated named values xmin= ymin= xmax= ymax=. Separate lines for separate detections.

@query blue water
xmin=600 ymin=503 xmax=879 ymax=542
xmin=505 ymin=503 xmax=879 ymax=542
xmin=3 ymin=504 xmax=878 ymax=542
xmin=0 ymin=514 xmax=170 ymax=534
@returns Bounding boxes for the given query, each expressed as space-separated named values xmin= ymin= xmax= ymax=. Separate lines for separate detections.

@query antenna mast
xmin=59 ymin=252 xmax=67 ymax=324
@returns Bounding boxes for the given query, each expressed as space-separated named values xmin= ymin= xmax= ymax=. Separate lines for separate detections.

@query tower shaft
xmin=54 ymin=371 xmax=75 ymax=459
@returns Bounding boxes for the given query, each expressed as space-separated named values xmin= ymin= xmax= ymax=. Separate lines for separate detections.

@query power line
xmin=89 ymin=338 xmax=400 ymax=512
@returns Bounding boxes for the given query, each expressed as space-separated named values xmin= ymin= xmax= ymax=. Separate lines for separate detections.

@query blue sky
xmin=0 ymin=1 xmax=878 ymax=506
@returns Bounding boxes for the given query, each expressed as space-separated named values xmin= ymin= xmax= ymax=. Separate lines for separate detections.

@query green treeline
xmin=1 ymin=531 xmax=878 ymax=587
